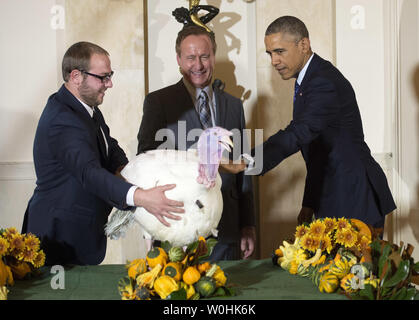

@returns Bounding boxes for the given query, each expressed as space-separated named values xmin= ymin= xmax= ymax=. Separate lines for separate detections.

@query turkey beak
xmin=219 ymin=135 xmax=233 ymax=153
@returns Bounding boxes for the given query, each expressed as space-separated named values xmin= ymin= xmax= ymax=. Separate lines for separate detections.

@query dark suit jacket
xmin=259 ymin=54 xmax=396 ymax=226
xmin=137 ymin=79 xmax=255 ymax=244
xmin=22 ymin=84 xmax=134 ymax=265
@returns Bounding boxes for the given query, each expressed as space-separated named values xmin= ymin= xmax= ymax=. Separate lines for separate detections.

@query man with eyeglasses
xmin=22 ymin=41 xmax=184 ymax=266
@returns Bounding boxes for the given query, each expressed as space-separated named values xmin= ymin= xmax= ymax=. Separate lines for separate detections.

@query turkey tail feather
xmin=105 ymin=209 xmax=135 ymax=240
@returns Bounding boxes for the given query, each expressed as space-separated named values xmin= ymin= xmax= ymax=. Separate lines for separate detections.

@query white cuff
xmin=240 ymin=153 xmax=255 ymax=170
xmin=126 ymin=186 xmax=138 ymax=207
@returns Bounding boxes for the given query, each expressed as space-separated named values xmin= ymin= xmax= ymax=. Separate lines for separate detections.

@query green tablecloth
xmin=8 ymin=259 xmax=347 ymax=300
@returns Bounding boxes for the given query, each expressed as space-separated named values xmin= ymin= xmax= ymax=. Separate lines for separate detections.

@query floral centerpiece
xmin=272 ymin=217 xmax=419 ymax=300
xmin=0 ymin=227 xmax=46 ymax=299
xmin=118 ymin=237 xmax=234 ymax=300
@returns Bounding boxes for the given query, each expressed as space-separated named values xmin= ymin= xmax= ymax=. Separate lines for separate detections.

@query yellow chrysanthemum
xmin=309 ymin=220 xmax=326 ymax=238
xmin=3 ymin=227 xmax=18 ymax=240
xmin=21 ymin=249 xmax=37 ymax=263
xmin=319 ymin=234 xmax=333 ymax=254
xmin=0 ymin=237 xmax=9 ymax=257
xmin=300 ymin=234 xmax=318 ymax=252
xmin=24 ymin=233 xmax=40 ymax=252
xmin=32 ymin=250 xmax=46 ymax=268
xmin=9 ymin=233 xmax=25 ymax=251
xmin=336 ymin=218 xmax=350 ymax=230
xmin=335 ymin=228 xmax=357 ymax=248
xmin=324 ymin=218 xmax=337 ymax=234
xmin=295 ymin=225 xmax=309 ymax=239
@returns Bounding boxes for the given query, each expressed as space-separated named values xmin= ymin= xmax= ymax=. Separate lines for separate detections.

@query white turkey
xmin=105 ymin=126 xmax=233 ymax=247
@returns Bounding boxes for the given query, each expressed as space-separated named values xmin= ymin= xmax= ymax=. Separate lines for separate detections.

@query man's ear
xmin=300 ymin=37 xmax=311 ymax=53
xmin=69 ymin=69 xmax=83 ymax=86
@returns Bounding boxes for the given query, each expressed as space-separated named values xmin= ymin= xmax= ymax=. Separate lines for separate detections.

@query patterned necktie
xmin=92 ymin=108 xmax=108 ymax=160
xmin=294 ymin=81 xmax=300 ymax=103
xmin=197 ymin=89 xmax=212 ymax=129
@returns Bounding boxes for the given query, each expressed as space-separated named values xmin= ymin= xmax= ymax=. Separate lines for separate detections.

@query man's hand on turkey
xmin=134 ymin=185 xmax=185 ymax=227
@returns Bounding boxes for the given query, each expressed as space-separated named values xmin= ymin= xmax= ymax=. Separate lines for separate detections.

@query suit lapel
xmin=57 ymin=84 xmax=105 ymax=162
xmin=214 ymin=86 xmax=227 ymax=127
xmin=298 ymin=53 xmax=322 ymax=94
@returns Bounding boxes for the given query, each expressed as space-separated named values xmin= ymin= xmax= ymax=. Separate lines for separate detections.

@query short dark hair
xmin=265 ymin=16 xmax=309 ymax=41
xmin=175 ymin=25 xmax=217 ymax=56
xmin=62 ymin=41 xmax=109 ymax=82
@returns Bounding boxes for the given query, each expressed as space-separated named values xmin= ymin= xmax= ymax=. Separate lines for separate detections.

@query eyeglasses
xmin=80 ymin=70 xmax=114 ymax=83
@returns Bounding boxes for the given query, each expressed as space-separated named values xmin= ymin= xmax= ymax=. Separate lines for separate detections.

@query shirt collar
xmin=77 ymin=98 xmax=94 ymax=118
xmin=182 ymin=77 xmax=213 ymax=104
xmin=296 ymin=53 xmax=314 ymax=86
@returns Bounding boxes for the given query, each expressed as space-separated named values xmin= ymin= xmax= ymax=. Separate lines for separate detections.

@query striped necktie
xmin=198 ymin=89 xmax=212 ymax=129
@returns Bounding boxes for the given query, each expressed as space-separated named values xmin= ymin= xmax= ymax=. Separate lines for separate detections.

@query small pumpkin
xmin=180 ymin=281 xmax=196 ymax=299
xmin=194 ymin=276 xmax=216 ymax=297
xmin=197 ymin=262 xmax=211 ymax=274
xmin=297 ymin=263 xmax=310 ymax=277
xmin=182 ymin=266 xmax=201 ymax=285
xmin=329 ymin=256 xmax=353 ymax=279
xmin=0 ymin=286 xmax=9 ymax=300
xmin=135 ymin=286 xmax=151 ymax=300
xmin=318 ymin=272 xmax=339 ymax=293
xmin=127 ymin=258 xmax=147 ymax=280
xmin=146 ymin=247 xmax=168 ymax=268
xmin=0 ymin=259 xmax=14 ymax=286
xmin=168 ymin=247 xmax=186 ymax=262
xmin=213 ymin=266 xmax=227 ymax=287
xmin=340 ymin=273 xmax=359 ymax=293
xmin=136 ymin=263 xmax=162 ymax=288
xmin=350 ymin=218 xmax=372 ymax=240
xmin=154 ymin=275 xmax=179 ymax=299
xmin=163 ymin=262 xmax=182 ymax=281
xmin=9 ymin=260 xmax=31 ymax=280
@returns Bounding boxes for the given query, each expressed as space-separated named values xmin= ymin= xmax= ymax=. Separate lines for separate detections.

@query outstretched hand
xmin=134 ymin=184 xmax=184 ymax=227
xmin=218 ymin=159 xmax=247 ymax=174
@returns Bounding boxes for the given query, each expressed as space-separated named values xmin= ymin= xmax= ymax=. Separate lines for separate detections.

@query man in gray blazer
xmin=137 ymin=25 xmax=256 ymax=260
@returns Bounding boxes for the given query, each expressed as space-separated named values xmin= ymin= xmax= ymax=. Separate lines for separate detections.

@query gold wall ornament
xmin=189 ymin=0 xmax=211 ymax=33
xmin=173 ymin=1 xmax=219 ymax=33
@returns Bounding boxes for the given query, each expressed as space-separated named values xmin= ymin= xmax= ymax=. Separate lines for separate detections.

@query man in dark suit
xmin=228 ymin=16 xmax=395 ymax=229
xmin=22 ymin=42 xmax=184 ymax=266
xmin=137 ymin=26 xmax=256 ymax=260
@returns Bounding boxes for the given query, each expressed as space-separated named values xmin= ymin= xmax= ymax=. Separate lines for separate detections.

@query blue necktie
xmin=198 ymin=89 xmax=212 ymax=129
xmin=93 ymin=108 xmax=108 ymax=161
xmin=294 ymin=81 xmax=300 ymax=103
